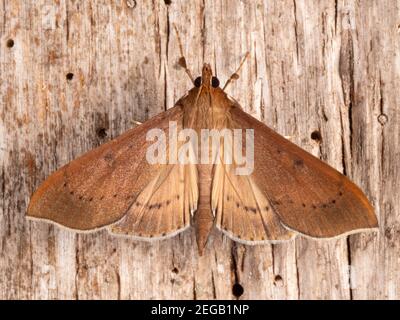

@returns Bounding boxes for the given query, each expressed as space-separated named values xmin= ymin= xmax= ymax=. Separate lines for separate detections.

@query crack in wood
xmin=334 ymin=0 xmax=338 ymax=34
xmin=346 ymin=236 xmax=353 ymax=300
xmin=294 ymin=244 xmax=301 ymax=299
xmin=164 ymin=3 xmax=170 ymax=112
xmin=192 ymin=275 xmax=197 ymax=300
xmin=66 ymin=1 xmax=69 ymax=42
xmin=211 ymin=270 xmax=217 ymax=299
xmin=292 ymin=0 xmax=300 ymax=62
xmin=379 ymin=73 xmax=386 ymax=171
xmin=200 ymin=0 xmax=206 ymax=64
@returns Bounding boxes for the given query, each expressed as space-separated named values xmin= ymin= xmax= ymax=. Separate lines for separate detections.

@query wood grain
xmin=0 ymin=0 xmax=398 ymax=299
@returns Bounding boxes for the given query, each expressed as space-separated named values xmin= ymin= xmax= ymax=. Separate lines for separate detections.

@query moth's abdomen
xmin=194 ymin=164 xmax=214 ymax=255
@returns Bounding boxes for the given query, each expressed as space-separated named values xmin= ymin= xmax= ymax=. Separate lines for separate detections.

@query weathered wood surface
xmin=0 ymin=0 xmax=399 ymax=300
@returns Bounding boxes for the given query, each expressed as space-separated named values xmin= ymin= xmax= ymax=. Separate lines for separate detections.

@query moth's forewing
xmin=229 ymin=106 xmax=378 ymax=238
xmin=27 ymin=106 xmax=184 ymax=231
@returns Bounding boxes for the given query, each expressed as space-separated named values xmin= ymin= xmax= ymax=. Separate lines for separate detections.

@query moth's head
xmin=194 ymin=63 xmax=220 ymax=90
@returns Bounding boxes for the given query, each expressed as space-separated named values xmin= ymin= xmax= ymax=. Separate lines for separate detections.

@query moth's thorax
xmin=181 ymin=87 xmax=232 ymax=131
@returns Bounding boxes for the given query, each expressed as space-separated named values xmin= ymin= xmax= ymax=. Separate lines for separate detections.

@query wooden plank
xmin=0 ymin=0 xmax=398 ymax=299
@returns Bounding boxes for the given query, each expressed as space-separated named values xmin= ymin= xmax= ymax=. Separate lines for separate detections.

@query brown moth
xmin=27 ymin=33 xmax=378 ymax=255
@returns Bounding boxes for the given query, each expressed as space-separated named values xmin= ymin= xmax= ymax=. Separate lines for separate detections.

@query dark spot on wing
xmin=271 ymin=200 xmax=281 ymax=206
xmin=302 ymin=203 xmax=306 ymax=207
xmin=104 ymin=152 xmax=114 ymax=166
xmin=247 ymin=207 xmax=257 ymax=214
xmin=162 ymin=232 xmax=166 ymax=236
xmin=89 ymin=197 xmax=93 ymax=202
xmin=339 ymin=191 xmax=343 ymax=196
xmin=166 ymin=200 xmax=171 ymax=205
xmin=113 ymin=194 xmax=117 ymax=198
xmin=332 ymin=199 xmax=336 ymax=204
xmin=148 ymin=203 xmax=162 ymax=210
xmin=264 ymin=206 xmax=269 ymax=211
xmin=312 ymin=204 xmax=317 ymax=209
xmin=294 ymin=159 xmax=304 ymax=167
xmin=236 ymin=202 xmax=240 ymax=208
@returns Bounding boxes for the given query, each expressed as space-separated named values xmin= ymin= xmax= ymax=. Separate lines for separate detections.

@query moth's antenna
xmin=222 ymin=52 xmax=250 ymax=90
xmin=173 ymin=24 xmax=194 ymax=84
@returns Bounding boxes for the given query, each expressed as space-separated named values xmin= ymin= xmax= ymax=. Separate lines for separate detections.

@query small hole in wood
xmin=66 ymin=73 xmax=74 ymax=81
xmin=6 ymin=39 xmax=14 ymax=48
xmin=96 ymin=127 xmax=107 ymax=138
xmin=377 ymin=114 xmax=388 ymax=126
xmin=172 ymin=267 xmax=179 ymax=274
xmin=311 ymin=130 xmax=322 ymax=142
xmin=232 ymin=283 xmax=244 ymax=297
xmin=164 ymin=0 xmax=172 ymax=5
xmin=126 ymin=0 xmax=137 ymax=8
xmin=274 ymin=275 xmax=284 ymax=287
